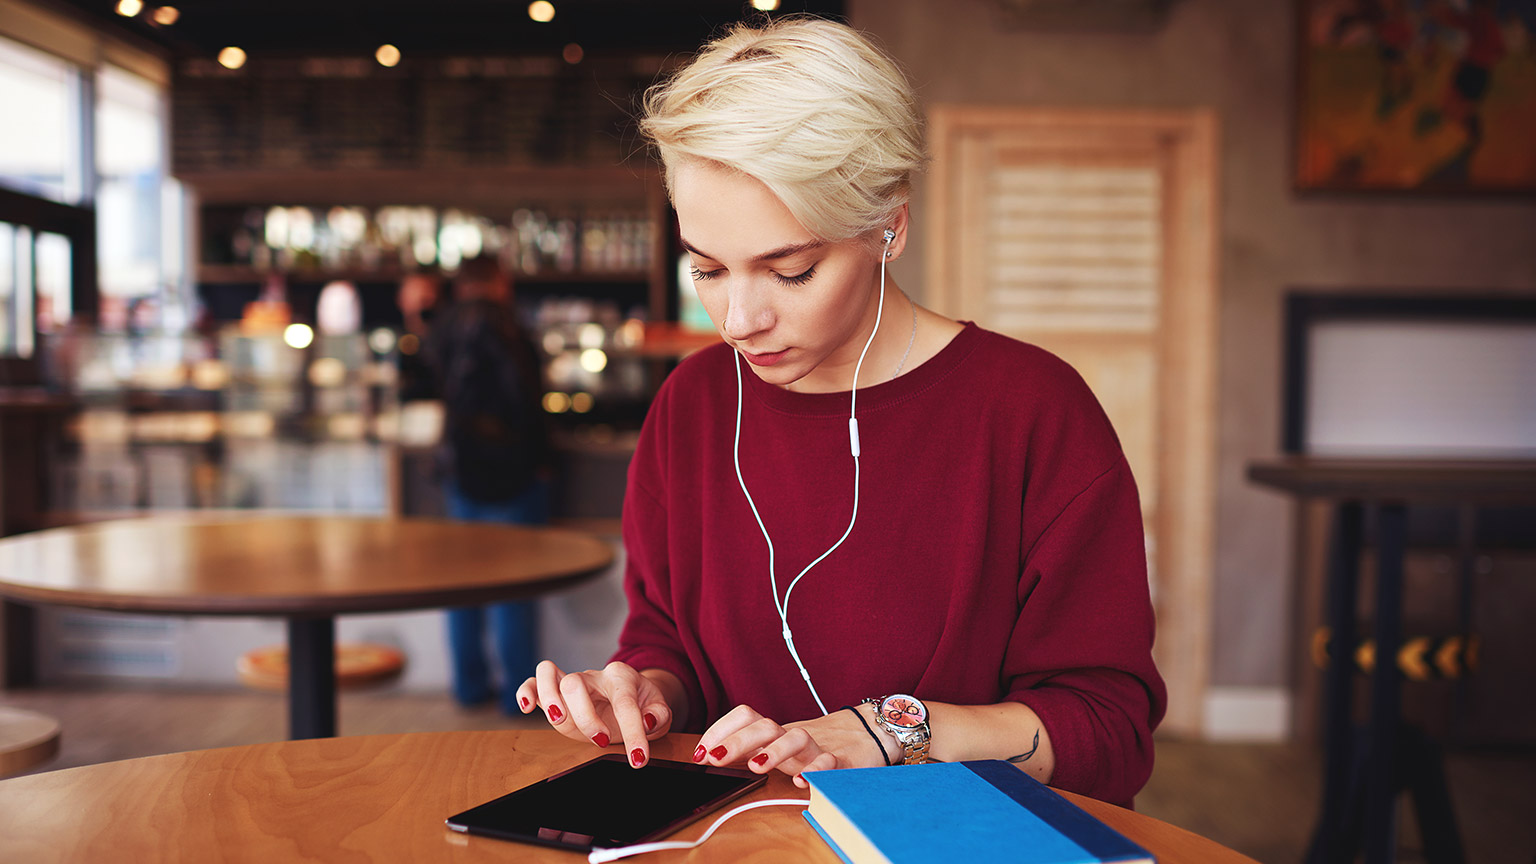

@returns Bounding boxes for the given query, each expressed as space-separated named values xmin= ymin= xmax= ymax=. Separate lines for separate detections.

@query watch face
xmin=878 ymin=694 xmax=927 ymax=729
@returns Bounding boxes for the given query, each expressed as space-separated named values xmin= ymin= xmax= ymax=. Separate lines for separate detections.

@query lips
xmin=743 ymin=348 xmax=789 ymax=367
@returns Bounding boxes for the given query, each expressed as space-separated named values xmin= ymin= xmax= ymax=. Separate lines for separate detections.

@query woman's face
xmin=672 ymin=160 xmax=892 ymax=393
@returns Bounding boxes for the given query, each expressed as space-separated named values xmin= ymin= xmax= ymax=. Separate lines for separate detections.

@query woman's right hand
xmin=515 ymin=660 xmax=675 ymax=768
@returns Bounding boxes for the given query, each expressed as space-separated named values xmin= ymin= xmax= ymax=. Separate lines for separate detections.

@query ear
xmin=882 ymin=203 xmax=912 ymax=262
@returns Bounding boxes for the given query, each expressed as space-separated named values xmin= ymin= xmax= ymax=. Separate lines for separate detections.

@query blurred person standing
xmin=396 ymin=267 xmax=444 ymax=403
xmin=397 ymin=267 xmax=442 ymax=339
xmin=426 ymin=255 xmax=553 ymax=712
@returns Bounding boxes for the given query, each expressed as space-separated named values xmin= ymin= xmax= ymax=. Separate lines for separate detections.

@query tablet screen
xmin=445 ymin=753 xmax=768 ymax=851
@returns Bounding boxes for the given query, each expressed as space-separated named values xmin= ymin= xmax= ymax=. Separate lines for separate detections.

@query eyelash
xmin=690 ymin=264 xmax=818 ymax=287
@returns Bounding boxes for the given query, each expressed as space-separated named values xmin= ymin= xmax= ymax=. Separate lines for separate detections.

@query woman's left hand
xmin=696 ymin=704 xmax=891 ymax=789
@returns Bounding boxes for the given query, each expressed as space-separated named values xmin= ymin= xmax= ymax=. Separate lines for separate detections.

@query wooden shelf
xmin=197 ymin=265 xmax=398 ymax=285
xmin=196 ymin=265 xmax=651 ymax=286
xmin=179 ymin=165 xmax=658 ymax=210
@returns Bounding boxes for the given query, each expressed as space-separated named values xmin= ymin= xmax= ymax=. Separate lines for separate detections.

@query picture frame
xmin=1295 ymin=0 xmax=1536 ymax=193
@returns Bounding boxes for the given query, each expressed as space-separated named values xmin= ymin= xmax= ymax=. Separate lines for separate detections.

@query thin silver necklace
xmin=889 ymin=290 xmax=917 ymax=380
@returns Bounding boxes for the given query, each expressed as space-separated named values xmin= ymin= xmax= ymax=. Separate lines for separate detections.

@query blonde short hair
xmin=640 ymin=17 xmax=927 ymax=244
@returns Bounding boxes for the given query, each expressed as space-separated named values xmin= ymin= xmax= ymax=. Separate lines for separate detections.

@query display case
xmin=42 ymin=326 xmax=398 ymax=515
xmin=182 ymin=165 xmax=692 ymax=431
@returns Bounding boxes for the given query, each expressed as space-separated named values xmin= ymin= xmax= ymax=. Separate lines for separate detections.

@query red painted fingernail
xmin=709 ymin=746 xmax=728 ymax=760
xmin=692 ymin=745 xmax=706 ymax=763
xmin=751 ymin=753 xmax=769 ymax=766
xmin=548 ymin=704 xmax=564 ymax=723
xmin=631 ymin=749 xmax=646 ymax=768
xmin=519 ymin=697 xmax=530 ymax=711
xmin=592 ymin=732 xmax=610 ymax=748
xmin=644 ymin=712 xmax=657 ymax=732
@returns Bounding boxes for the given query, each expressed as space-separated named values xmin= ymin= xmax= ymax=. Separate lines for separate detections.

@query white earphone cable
xmin=731 ymin=232 xmax=894 ymax=717
xmin=585 ymin=798 xmax=811 ymax=863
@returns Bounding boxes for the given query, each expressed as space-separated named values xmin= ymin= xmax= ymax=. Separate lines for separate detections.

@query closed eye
xmin=691 ymin=264 xmax=818 ymax=286
xmin=773 ymin=264 xmax=817 ymax=286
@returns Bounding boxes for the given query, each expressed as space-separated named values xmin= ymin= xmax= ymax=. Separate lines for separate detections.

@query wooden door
xmin=927 ymin=108 xmax=1219 ymax=736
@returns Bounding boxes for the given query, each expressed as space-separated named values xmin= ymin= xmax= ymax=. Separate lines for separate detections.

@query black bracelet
xmin=841 ymin=705 xmax=891 ymax=766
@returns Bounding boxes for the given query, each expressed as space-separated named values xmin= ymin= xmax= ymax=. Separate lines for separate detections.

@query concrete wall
xmin=850 ymin=0 xmax=1536 ymax=697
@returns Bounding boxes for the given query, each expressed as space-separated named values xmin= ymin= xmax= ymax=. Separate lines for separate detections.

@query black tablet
xmin=445 ymin=753 xmax=768 ymax=852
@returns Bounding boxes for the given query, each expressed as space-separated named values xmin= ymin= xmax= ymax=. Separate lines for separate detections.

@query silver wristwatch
xmin=864 ymin=693 xmax=931 ymax=764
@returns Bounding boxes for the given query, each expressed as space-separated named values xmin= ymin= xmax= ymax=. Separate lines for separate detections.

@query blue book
xmin=802 ymin=761 xmax=1154 ymax=864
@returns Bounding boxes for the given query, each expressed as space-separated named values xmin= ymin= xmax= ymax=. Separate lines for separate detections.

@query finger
xmin=793 ymin=749 xmax=841 ymax=779
xmin=600 ymin=663 xmax=651 ymax=768
xmin=696 ymin=704 xmax=766 ymax=764
xmin=757 ymin=727 xmax=823 ymax=776
xmin=534 ymin=660 xmax=570 ymax=729
xmin=559 ymin=672 xmax=613 ymax=749
xmin=791 ymin=751 xmax=840 ymax=789
xmin=711 ymin=714 xmax=785 ymax=766
xmin=635 ymin=679 xmax=672 ymax=741
xmin=639 ymin=701 xmax=670 ymax=739
xmin=513 ymin=676 xmax=538 ymax=714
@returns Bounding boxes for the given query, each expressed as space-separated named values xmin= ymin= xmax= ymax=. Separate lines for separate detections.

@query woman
xmin=518 ymin=16 xmax=1165 ymax=808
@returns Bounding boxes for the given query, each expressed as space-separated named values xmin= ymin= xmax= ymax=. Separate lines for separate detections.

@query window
xmin=0 ymin=36 xmax=82 ymax=204
xmin=0 ymin=29 xmax=176 ymax=353
xmin=36 ymin=230 xmax=71 ymax=333
xmin=96 ymin=64 xmax=165 ymax=300
xmin=0 ymin=222 xmax=17 ymax=354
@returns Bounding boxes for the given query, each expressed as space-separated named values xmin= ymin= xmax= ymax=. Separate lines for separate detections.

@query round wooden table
xmin=0 ymin=515 xmax=613 ymax=739
xmin=0 ymin=729 xmax=1256 ymax=863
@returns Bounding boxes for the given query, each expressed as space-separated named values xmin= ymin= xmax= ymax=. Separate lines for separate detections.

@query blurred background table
xmin=0 ymin=514 xmax=613 ymax=739
xmin=0 ymin=729 xmax=1256 ymax=863
xmin=1249 ymin=457 xmax=1536 ymax=864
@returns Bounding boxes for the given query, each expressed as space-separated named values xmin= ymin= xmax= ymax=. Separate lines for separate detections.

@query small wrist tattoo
xmin=1006 ymin=729 xmax=1041 ymax=764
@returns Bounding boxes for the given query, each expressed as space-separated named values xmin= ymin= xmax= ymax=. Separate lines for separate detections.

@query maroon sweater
xmin=612 ymin=322 xmax=1166 ymax=806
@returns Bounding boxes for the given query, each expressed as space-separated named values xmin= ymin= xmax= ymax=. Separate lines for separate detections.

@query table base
xmin=288 ymin=617 xmax=336 ymax=740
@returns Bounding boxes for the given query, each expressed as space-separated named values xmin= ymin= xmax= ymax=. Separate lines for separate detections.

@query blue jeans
xmin=444 ymin=479 xmax=550 ymax=713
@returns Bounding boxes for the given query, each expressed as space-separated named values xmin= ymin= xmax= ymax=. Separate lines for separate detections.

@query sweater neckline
xmin=741 ymin=320 xmax=981 ymax=416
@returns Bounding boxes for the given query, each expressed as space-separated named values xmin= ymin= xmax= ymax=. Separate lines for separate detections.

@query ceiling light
xmin=375 ymin=44 xmax=401 ymax=67
xmin=562 ymin=43 xmax=584 ymax=64
xmin=218 ymin=46 xmax=247 ymax=70
xmin=528 ymin=1 xmax=555 ymax=23
xmin=116 ymin=0 xmax=143 ymax=16
xmin=750 ymin=0 xmax=781 ymax=10
xmin=151 ymin=6 xmax=179 ymax=25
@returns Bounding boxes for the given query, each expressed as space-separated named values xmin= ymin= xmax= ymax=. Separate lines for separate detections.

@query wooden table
xmin=0 ymin=514 xmax=613 ymax=739
xmin=0 ymin=729 xmax=1257 ymax=863
xmin=1249 ymin=457 xmax=1536 ymax=864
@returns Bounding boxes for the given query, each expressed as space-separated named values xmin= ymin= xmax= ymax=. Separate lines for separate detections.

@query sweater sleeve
xmin=608 ymin=384 xmax=707 ymax=730
xmin=1005 ymin=458 xmax=1166 ymax=808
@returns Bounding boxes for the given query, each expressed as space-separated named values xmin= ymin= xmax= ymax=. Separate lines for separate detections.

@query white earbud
xmin=730 ymin=224 xmax=901 ymax=716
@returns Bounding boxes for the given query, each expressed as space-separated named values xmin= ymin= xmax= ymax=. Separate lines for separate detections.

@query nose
xmin=719 ymin=278 xmax=773 ymax=343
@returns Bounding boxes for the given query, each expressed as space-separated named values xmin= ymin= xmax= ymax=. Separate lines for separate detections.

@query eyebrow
xmin=679 ymin=237 xmax=824 ymax=264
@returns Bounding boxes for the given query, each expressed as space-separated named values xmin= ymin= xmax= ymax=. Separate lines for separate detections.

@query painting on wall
xmin=1297 ymin=0 xmax=1536 ymax=192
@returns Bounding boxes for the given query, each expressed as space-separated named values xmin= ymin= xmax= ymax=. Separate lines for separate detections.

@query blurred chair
xmin=237 ymin=643 xmax=405 ymax=692
xmin=0 ymin=707 xmax=61 ymax=779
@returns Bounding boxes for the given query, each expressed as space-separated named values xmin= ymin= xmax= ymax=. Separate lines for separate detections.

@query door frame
xmin=926 ymin=106 xmax=1220 ymax=737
